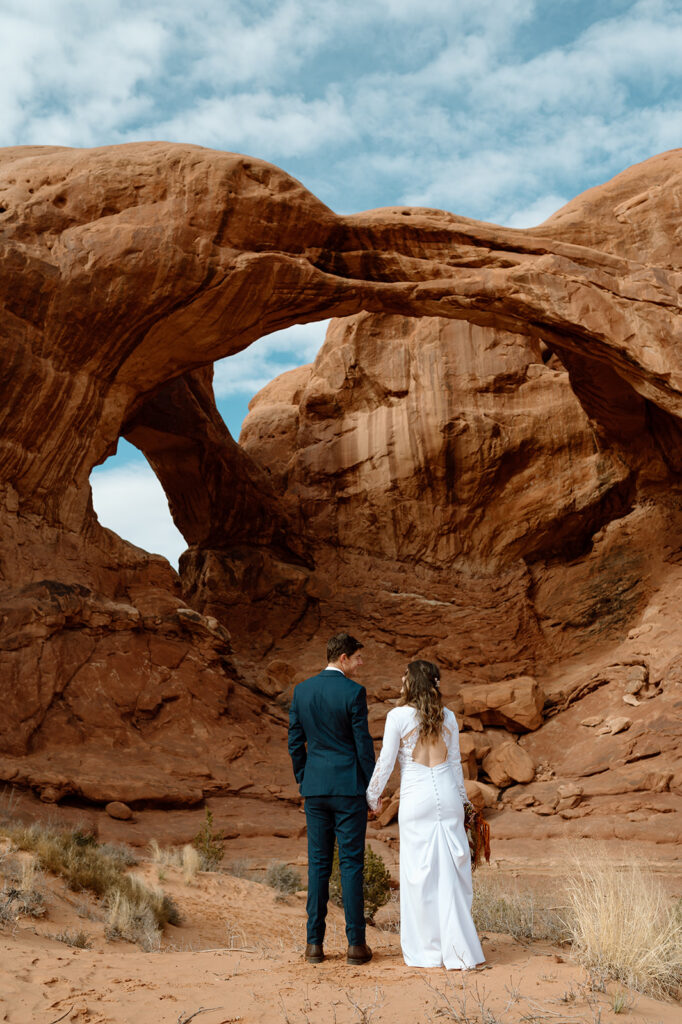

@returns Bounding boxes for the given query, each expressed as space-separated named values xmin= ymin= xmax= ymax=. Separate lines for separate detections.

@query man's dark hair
xmin=327 ymin=632 xmax=363 ymax=663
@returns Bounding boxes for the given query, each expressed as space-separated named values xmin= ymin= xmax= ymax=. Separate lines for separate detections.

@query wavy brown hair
xmin=398 ymin=660 xmax=444 ymax=741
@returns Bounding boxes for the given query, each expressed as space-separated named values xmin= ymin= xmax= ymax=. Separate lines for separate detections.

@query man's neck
xmin=325 ymin=663 xmax=345 ymax=676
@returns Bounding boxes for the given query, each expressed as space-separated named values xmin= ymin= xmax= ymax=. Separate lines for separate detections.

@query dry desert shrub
xmin=98 ymin=841 xmax=138 ymax=867
xmin=472 ymin=868 xmax=568 ymax=944
xmin=105 ymin=886 xmax=162 ymax=951
xmin=53 ymin=928 xmax=92 ymax=949
xmin=225 ymin=858 xmax=252 ymax=879
xmin=3 ymin=822 xmax=179 ymax=948
xmin=0 ymin=852 xmax=46 ymax=924
xmin=564 ymin=855 xmax=682 ymax=996
xmin=265 ymin=860 xmax=303 ymax=895
xmin=19 ymin=854 xmax=37 ymax=892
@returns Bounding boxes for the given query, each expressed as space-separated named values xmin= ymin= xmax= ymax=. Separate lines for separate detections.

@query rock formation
xmin=0 ymin=141 xmax=681 ymax=822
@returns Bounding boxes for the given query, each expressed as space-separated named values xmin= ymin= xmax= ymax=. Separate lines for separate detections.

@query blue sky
xmin=3 ymin=0 xmax=680 ymax=563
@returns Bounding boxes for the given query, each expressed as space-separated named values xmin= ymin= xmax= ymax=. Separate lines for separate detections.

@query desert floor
xmin=2 ymin=829 xmax=682 ymax=1024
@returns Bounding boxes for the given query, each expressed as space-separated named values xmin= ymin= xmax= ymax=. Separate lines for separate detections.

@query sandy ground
xmin=1 ymin=852 xmax=681 ymax=1024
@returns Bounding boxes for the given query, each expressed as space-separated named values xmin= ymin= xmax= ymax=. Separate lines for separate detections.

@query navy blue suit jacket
xmin=288 ymin=669 xmax=376 ymax=797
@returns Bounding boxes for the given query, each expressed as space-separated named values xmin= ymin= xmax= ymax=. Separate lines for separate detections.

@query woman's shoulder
xmin=442 ymin=706 xmax=458 ymax=723
xmin=386 ymin=704 xmax=416 ymax=721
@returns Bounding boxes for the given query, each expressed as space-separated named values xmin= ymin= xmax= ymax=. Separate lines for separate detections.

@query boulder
xmin=559 ymin=806 xmax=592 ymax=820
xmin=105 ymin=801 xmax=133 ymax=821
xmin=607 ymin=717 xmax=632 ymax=735
xmin=472 ymin=781 xmax=499 ymax=809
xmin=261 ymin=659 xmax=296 ymax=697
xmin=532 ymin=804 xmax=556 ymax=816
xmin=377 ymin=794 xmax=400 ymax=827
xmin=460 ymin=678 xmax=545 ymax=733
xmin=458 ymin=734 xmax=479 ymax=779
xmin=557 ymin=782 xmax=583 ymax=799
xmin=482 ymin=742 xmax=536 ymax=787
xmin=38 ymin=785 xmax=63 ymax=804
xmin=510 ymin=793 xmax=536 ymax=811
xmin=556 ymin=794 xmax=582 ymax=810
xmin=460 ymin=733 xmax=492 ymax=762
xmin=463 ymin=780 xmax=486 ymax=812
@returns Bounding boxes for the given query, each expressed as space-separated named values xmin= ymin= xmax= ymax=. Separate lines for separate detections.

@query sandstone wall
xmin=0 ymin=142 xmax=680 ymax=804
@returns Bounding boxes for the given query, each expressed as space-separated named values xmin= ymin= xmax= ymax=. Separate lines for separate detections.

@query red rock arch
xmin=0 ymin=143 xmax=680 ymax=801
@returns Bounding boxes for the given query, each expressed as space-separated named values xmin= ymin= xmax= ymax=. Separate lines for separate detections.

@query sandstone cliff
xmin=0 ymin=143 xmax=681 ymax=829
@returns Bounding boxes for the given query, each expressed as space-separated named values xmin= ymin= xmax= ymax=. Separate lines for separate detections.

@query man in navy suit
xmin=288 ymin=632 xmax=376 ymax=965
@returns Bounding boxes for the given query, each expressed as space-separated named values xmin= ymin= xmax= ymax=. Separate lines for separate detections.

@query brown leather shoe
xmin=346 ymin=942 xmax=373 ymax=965
xmin=304 ymin=943 xmax=325 ymax=964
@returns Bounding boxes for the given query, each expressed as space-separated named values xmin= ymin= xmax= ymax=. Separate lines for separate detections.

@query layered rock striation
xmin=0 ymin=142 xmax=681 ymax=812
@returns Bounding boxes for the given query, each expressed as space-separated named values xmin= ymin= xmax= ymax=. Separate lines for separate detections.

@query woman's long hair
xmin=398 ymin=659 xmax=444 ymax=741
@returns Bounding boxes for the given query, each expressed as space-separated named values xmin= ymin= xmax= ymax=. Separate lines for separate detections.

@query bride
xmin=366 ymin=660 xmax=485 ymax=969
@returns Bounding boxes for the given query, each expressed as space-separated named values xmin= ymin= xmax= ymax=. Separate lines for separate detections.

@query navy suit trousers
xmin=304 ymin=794 xmax=366 ymax=946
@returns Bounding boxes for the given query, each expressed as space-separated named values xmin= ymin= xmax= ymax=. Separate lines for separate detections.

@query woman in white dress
xmin=366 ymin=660 xmax=484 ymax=970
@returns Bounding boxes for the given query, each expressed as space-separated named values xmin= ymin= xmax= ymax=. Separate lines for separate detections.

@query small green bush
xmin=329 ymin=843 xmax=392 ymax=923
xmin=265 ymin=861 xmax=303 ymax=895
xmin=191 ymin=809 xmax=224 ymax=870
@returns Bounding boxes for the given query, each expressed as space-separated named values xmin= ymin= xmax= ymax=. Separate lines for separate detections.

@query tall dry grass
xmin=2 ymin=822 xmax=179 ymax=948
xmin=474 ymin=852 xmax=682 ymax=997
xmin=472 ymin=868 xmax=568 ymax=944
xmin=19 ymin=855 xmax=37 ymax=893
xmin=149 ymin=839 xmax=200 ymax=884
xmin=181 ymin=845 xmax=200 ymax=885
xmin=564 ymin=855 xmax=682 ymax=996
xmin=104 ymin=874 xmax=173 ymax=951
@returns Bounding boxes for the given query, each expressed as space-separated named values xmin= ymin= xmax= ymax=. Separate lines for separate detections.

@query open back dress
xmin=367 ymin=705 xmax=484 ymax=969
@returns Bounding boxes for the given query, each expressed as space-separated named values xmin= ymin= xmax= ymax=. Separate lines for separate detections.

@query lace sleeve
xmin=445 ymin=711 xmax=471 ymax=806
xmin=366 ymin=710 xmax=401 ymax=810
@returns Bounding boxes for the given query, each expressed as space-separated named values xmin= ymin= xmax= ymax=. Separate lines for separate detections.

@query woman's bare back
xmin=411 ymin=731 xmax=448 ymax=767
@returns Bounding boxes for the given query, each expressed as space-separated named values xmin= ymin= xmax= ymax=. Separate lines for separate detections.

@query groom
xmin=288 ymin=632 xmax=376 ymax=965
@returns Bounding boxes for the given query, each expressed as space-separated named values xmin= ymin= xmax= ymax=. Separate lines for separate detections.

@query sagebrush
xmin=329 ymin=844 xmax=391 ymax=923
xmin=265 ymin=861 xmax=303 ymax=895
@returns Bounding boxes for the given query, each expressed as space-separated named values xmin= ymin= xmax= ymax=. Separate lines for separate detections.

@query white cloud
xmin=90 ymin=460 xmax=186 ymax=568
xmin=213 ymin=320 xmax=328 ymax=397
xmin=2 ymin=0 xmax=679 ymax=225
xmin=152 ymin=90 xmax=355 ymax=158
xmin=214 ymin=321 xmax=327 ymax=397
xmin=504 ymin=193 xmax=569 ymax=229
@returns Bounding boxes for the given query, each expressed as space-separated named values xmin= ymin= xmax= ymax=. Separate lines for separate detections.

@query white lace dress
xmin=367 ymin=705 xmax=484 ymax=969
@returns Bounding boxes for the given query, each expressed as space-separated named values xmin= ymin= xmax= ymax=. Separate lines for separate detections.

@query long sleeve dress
xmin=367 ymin=705 xmax=484 ymax=969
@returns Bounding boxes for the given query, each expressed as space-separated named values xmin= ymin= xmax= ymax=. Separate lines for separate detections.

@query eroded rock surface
xmin=0 ymin=142 xmax=681 ymax=821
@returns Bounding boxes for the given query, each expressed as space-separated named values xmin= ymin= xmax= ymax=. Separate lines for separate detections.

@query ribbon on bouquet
xmin=464 ymin=804 xmax=491 ymax=870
